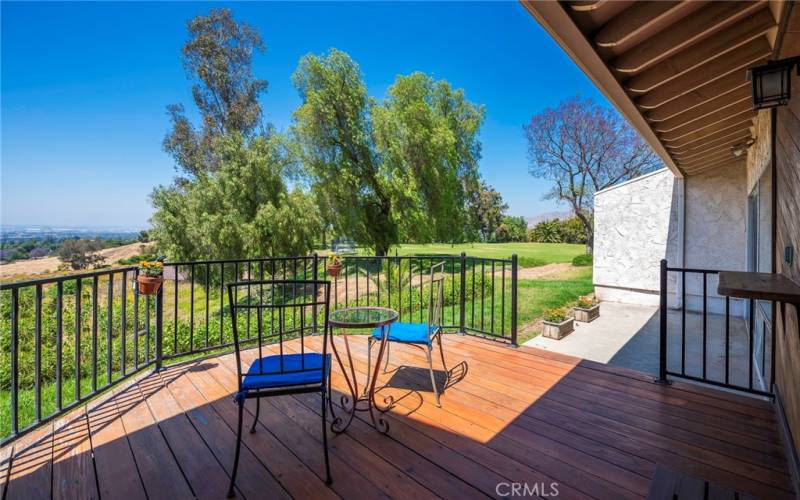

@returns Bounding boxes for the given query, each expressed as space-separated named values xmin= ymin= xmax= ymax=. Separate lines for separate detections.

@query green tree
xmin=559 ymin=216 xmax=587 ymax=244
xmin=151 ymin=134 xmax=320 ymax=261
xmin=467 ymin=181 xmax=507 ymax=242
xmin=164 ymin=9 xmax=268 ymax=176
xmin=291 ymin=49 xmax=395 ymax=255
xmin=373 ymin=72 xmax=483 ymax=244
xmin=495 ymin=215 xmax=527 ymax=242
xmin=528 ymin=219 xmax=563 ymax=243
xmin=57 ymin=239 xmax=104 ymax=270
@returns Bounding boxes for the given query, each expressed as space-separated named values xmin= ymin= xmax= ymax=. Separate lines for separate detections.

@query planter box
xmin=573 ymin=304 xmax=600 ymax=323
xmin=541 ymin=318 xmax=574 ymax=340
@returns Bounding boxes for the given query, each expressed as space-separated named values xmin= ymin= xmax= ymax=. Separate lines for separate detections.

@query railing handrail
xmin=0 ymin=265 xmax=139 ymax=290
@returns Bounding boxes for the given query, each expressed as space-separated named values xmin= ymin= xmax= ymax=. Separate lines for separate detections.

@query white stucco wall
xmin=593 ymin=169 xmax=681 ymax=306
xmin=593 ymin=165 xmax=748 ymax=315
xmin=683 ymin=165 xmax=748 ymax=315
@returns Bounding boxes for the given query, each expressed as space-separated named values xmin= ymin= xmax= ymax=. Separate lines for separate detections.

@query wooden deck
xmin=0 ymin=334 xmax=794 ymax=499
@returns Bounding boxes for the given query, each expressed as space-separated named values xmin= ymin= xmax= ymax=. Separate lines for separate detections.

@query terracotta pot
xmin=327 ymin=264 xmax=342 ymax=277
xmin=137 ymin=275 xmax=163 ymax=295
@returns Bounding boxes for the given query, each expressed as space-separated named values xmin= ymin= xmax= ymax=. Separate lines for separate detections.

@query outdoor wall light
xmin=747 ymin=57 xmax=800 ymax=109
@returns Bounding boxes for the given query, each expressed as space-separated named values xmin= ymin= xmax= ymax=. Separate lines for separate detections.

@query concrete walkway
xmin=524 ymin=301 xmax=762 ymax=389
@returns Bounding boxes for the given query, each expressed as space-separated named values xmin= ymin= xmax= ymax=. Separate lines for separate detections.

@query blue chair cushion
xmin=371 ymin=322 xmax=437 ymax=345
xmin=241 ymin=353 xmax=330 ymax=391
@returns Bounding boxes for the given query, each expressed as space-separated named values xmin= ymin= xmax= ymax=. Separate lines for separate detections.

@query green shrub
xmin=575 ymin=296 xmax=596 ymax=309
xmin=572 ymin=253 xmax=593 ymax=266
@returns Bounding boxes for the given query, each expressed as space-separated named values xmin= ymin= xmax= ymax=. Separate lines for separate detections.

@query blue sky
xmin=1 ymin=1 xmax=607 ymax=228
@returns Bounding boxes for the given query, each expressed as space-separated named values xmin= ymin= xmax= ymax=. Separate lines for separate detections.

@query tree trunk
xmin=575 ymin=211 xmax=594 ymax=254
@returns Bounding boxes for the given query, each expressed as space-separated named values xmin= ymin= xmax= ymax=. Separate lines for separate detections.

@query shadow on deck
xmin=0 ymin=335 xmax=793 ymax=499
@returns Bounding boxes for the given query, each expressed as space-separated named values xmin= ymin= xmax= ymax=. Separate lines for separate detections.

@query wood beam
xmin=644 ymin=73 xmax=750 ymax=122
xmin=657 ymin=102 xmax=754 ymax=140
xmin=595 ymin=2 xmax=702 ymax=51
xmin=569 ymin=1 xmax=608 ymax=12
xmin=649 ymin=86 xmax=751 ymax=127
xmin=677 ymin=150 xmax=737 ymax=170
xmin=672 ymin=135 xmax=753 ymax=161
xmin=682 ymin=157 xmax=746 ymax=176
xmin=611 ymin=1 xmax=767 ymax=74
xmin=670 ymin=129 xmax=752 ymax=156
xmin=636 ymin=38 xmax=770 ymax=109
xmin=624 ymin=8 xmax=776 ymax=93
xmin=661 ymin=114 xmax=756 ymax=145
xmin=666 ymin=121 xmax=754 ymax=151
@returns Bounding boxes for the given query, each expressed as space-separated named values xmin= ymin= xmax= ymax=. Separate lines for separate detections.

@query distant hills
xmin=1 ymin=225 xmax=143 ymax=241
xmin=525 ymin=211 xmax=572 ymax=228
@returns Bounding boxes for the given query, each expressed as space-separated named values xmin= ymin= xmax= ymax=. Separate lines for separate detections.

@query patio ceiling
xmin=523 ymin=1 xmax=785 ymax=177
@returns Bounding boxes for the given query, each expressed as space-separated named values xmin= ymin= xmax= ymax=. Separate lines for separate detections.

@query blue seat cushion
xmin=371 ymin=322 xmax=437 ymax=345
xmin=241 ymin=353 xmax=330 ymax=391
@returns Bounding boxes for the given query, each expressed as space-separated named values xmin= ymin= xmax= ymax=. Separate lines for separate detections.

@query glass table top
xmin=328 ymin=307 xmax=398 ymax=328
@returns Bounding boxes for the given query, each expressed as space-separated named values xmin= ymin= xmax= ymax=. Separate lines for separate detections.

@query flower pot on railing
xmin=541 ymin=317 xmax=574 ymax=340
xmin=137 ymin=259 xmax=164 ymax=295
xmin=137 ymin=275 xmax=163 ymax=295
xmin=327 ymin=252 xmax=343 ymax=277
xmin=573 ymin=304 xmax=600 ymax=323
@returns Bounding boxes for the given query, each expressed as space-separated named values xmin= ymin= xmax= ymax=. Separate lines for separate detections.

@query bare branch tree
xmin=524 ymin=96 xmax=662 ymax=253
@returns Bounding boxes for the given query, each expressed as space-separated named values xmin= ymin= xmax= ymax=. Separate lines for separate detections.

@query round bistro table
xmin=327 ymin=306 xmax=398 ymax=434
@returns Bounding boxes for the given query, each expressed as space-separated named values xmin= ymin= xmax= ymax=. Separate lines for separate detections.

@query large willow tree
xmin=292 ymin=49 xmax=484 ymax=255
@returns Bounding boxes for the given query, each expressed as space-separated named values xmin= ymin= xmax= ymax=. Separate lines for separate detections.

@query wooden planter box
xmin=573 ymin=304 xmax=600 ymax=323
xmin=541 ymin=318 xmax=574 ymax=340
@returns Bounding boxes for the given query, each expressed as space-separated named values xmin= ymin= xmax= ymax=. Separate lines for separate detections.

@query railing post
xmin=155 ymin=284 xmax=164 ymax=371
xmin=312 ymin=253 xmax=319 ymax=332
xmin=510 ymin=254 xmax=518 ymax=347
xmin=459 ymin=252 xmax=466 ymax=335
xmin=656 ymin=259 xmax=670 ymax=384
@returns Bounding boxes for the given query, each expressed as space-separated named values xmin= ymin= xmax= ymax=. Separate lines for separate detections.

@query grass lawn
xmin=371 ymin=242 xmax=587 ymax=268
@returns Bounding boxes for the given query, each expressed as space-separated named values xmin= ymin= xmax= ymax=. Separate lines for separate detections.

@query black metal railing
xmin=0 ymin=252 xmax=517 ymax=444
xmin=658 ymin=260 xmax=774 ymax=397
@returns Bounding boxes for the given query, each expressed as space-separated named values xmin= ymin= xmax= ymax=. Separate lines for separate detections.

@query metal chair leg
xmin=426 ymin=348 xmax=440 ymax=407
xmin=366 ymin=336 xmax=373 ymax=394
xmin=321 ymin=386 xmax=332 ymax=485
xmin=249 ymin=398 xmax=260 ymax=434
xmin=227 ymin=399 xmax=244 ymax=498
xmin=436 ymin=334 xmax=447 ymax=372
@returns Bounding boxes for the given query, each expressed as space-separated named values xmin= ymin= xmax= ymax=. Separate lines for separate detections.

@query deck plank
xmin=0 ymin=333 xmax=793 ymax=500
xmin=51 ymin=408 xmax=98 ymax=499
xmin=86 ymin=389 xmax=147 ymax=500
xmin=136 ymin=369 xmax=233 ymax=500
xmin=5 ymin=421 xmax=54 ymax=500
xmin=111 ymin=383 xmax=195 ymax=499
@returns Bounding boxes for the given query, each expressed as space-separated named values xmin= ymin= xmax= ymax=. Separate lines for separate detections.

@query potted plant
xmin=137 ymin=259 xmax=164 ymax=295
xmin=573 ymin=296 xmax=600 ymax=323
xmin=327 ymin=253 xmax=343 ymax=277
xmin=541 ymin=307 xmax=575 ymax=340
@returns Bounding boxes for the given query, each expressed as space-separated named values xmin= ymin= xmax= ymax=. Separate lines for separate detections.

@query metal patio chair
xmin=226 ymin=280 xmax=332 ymax=497
xmin=367 ymin=261 xmax=448 ymax=406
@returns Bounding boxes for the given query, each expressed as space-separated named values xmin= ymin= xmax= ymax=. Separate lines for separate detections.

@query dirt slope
xmin=0 ymin=242 xmax=152 ymax=280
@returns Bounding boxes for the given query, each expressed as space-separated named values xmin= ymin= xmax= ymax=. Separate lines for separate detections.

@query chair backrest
xmin=427 ymin=262 xmax=446 ymax=338
xmin=227 ymin=280 xmax=331 ymax=391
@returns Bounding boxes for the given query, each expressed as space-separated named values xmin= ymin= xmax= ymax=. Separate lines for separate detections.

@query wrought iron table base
xmin=328 ymin=323 xmax=393 ymax=434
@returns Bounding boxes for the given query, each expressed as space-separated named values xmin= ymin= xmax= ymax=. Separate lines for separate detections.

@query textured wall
xmin=747 ymin=109 xmax=772 ymax=194
xmin=775 ymin=71 xmax=800 ymax=458
xmin=683 ymin=164 xmax=748 ymax=315
xmin=594 ymin=169 xmax=681 ymax=305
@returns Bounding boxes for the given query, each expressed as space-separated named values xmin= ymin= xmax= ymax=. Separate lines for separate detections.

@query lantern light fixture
xmin=746 ymin=57 xmax=800 ymax=110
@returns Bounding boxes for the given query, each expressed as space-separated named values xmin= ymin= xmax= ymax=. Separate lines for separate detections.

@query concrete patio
xmin=525 ymin=302 xmax=766 ymax=392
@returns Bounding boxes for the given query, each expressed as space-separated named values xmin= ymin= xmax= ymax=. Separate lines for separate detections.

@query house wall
xmin=593 ymin=166 xmax=748 ymax=315
xmin=683 ymin=164 xmax=749 ymax=316
xmin=593 ymin=169 xmax=680 ymax=306
xmin=774 ymin=69 xmax=800 ymax=460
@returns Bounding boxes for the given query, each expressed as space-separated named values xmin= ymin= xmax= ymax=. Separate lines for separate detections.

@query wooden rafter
xmin=661 ymin=114 xmax=756 ymax=146
xmin=666 ymin=121 xmax=754 ymax=151
xmin=670 ymin=130 xmax=753 ymax=156
xmin=625 ymin=8 xmax=776 ymax=93
xmin=611 ymin=1 xmax=767 ymax=73
xmin=672 ymin=135 xmax=753 ymax=161
xmin=645 ymin=73 xmax=751 ymax=122
xmin=595 ymin=2 xmax=702 ymax=51
xmin=657 ymin=103 xmax=755 ymax=140
xmin=649 ymin=86 xmax=751 ymax=128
